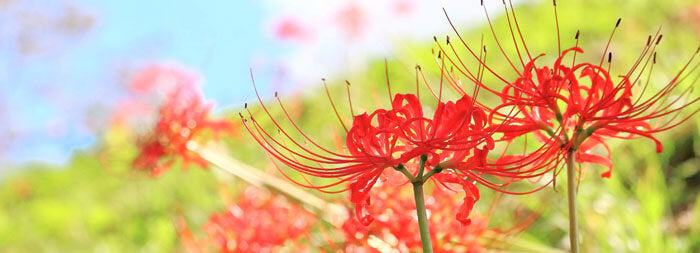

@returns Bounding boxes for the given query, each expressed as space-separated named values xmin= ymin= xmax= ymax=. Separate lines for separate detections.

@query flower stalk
xmin=412 ymin=181 xmax=433 ymax=253
xmin=396 ymin=154 xmax=439 ymax=252
xmin=566 ymin=150 xmax=579 ymax=253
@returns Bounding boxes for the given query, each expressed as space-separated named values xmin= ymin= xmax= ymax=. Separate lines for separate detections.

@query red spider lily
xmin=436 ymin=0 xmax=699 ymax=179
xmin=342 ymin=183 xmax=489 ymax=252
xmin=342 ymin=183 xmax=537 ymax=252
xmin=344 ymin=93 xmax=496 ymax=225
xmin=176 ymin=186 xmax=316 ymax=252
xmin=243 ymin=70 xmax=540 ymax=227
xmin=132 ymin=65 xmax=233 ymax=176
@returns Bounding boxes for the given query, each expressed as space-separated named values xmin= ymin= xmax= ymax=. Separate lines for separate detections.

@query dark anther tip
xmin=615 ymin=18 xmax=621 ymax=27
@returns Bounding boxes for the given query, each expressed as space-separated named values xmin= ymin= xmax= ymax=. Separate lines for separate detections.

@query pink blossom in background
xmin=273 ymin=17 xmax=313 ymax=42
xmin=262 ymin=0 xmax=501 ymax=89
xmin=335 ymin=3 xmax=367 ymax=40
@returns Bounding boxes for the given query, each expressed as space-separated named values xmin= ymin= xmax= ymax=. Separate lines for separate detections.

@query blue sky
xmin=84 ymin=0 xmax=282 ymax=107
xmin=0 ymin=0 xmax=281 ymax=166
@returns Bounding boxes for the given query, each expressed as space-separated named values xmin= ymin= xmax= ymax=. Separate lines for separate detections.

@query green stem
xmin=394 ymin=164 xmax=416 ymax=182
xmin=423 ymin=164 xmax=443 ymax=180
xmin=412 ymin=181 xmax=433 ymax=253
xmin=416 ymin=154 xmax=428 ymax=180
xmin=566 ymin=150 xmax=579 ymax=253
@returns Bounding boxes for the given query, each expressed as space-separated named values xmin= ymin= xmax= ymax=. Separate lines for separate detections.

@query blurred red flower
xmin=177 ymin=186 xmax=316 ymax=252
xmin=132 ymin=64 xmax=234 ymax=176
xmin=342 ymin=183 xmax=490 ymax=252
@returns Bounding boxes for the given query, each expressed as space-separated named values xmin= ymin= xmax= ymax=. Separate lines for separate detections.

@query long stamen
xmin=631 ymin=53 xmax=656 ymax=106
xmin=322 ymin=79 xmax=349 ymax=133
xmin=442 ymin=36 xmax=479 ymax=84
xmin=442 ymin=9 xmax=511 ymax=86
xmin=508 ymin=0 xmax=533 ymax=61
xmin=439 ymin=42 xmax=446 ymax=102
xmin=385 ymin=58 xmax=393 ymax=103
xmin=482 ymin=1 xmax=522 ymax=75
xmin=501 ymin=0 xmax=526 ymax=69
xmin=473 ymin=45 xmax=487 ymax=107
xmin=248 ymin=70 xmax=356 ymax=162
xmin=345 ymin=80 xmax=355 ymax=117
xmin=553 ymin=0 xmax=561 ymax=57
xmin=598 ymin=18 xmax=622 ymax=68
xmin=415 ymin=65 xmax=422 ymax=99
xmin=572 ymin=30 xmax=580 ymax=67
xmin=418 ymin=61 xmax=440 ymax=99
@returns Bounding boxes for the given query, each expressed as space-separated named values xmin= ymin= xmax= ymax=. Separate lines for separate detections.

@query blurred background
xmin=0 ymin=0 xmax=699 ymax=252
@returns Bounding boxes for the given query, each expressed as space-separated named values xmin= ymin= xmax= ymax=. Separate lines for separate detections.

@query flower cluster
xmin=436 ymin=0 xmax=699 ymax=180
xmin=132 ymin=64 xmax=233 ymax=176
xmin=240 ymin=0 xmax=698 ymax=251
xmin=344 ymin=93 xmax=499 ymax=225
xmin=178 ymin=186 xmax=316 ymax=252
xmin=342 ymin=183 xmax=491 ymax=252
xmin=244 ymin=79 xmax=540 ymax=226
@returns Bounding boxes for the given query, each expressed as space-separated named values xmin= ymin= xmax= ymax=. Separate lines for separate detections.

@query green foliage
xmin=0 ymin=151 xmax=222 ymax=252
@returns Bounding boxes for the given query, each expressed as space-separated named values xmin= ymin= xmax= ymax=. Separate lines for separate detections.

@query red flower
xmin=342 ymin=183 xmax=490 ymax=252
xmin=436 ymin=0 xmax=699 ymax=179
xmin=244 ymin=86 xmax=505 ymax=225
xmin=342 ymin=183 xmax=537 ymax=252
xmin=132 ymin=64 xmax=233 ymax=176
xmin=177 ymin=186 xmax=316 ymax=252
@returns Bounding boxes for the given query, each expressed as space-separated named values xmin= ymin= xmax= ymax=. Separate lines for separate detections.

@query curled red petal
xmin=348 ymin=171 xmax=382 ymax=225
xmin=353 ymin=199 xmax=374 ymax=226
xmin=576 ymin=152 xmax=613 ymax=178
xmin=433 ymin=172 xmax=481 ymax=225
